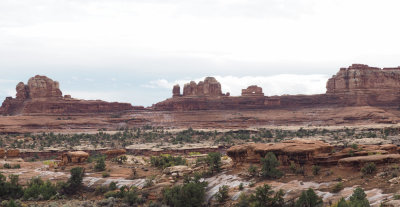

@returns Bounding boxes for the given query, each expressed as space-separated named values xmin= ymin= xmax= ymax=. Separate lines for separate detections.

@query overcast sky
xmin=1 ymin=0 xmax=400 ymax=106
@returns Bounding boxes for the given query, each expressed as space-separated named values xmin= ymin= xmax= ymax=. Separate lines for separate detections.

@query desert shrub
xmin=3 ymin=163 xmax=11 ymax=169
xmin=162 ymin=179 xmax=207 ymax=207
xmin=150 ymin=154 xmax=187 ymax=169
xmin=349 ymin=187 xmax=370 ymax=207
xmin=102 ymin=172 xmax=110 ymax=178
xmin=206 ymin=152 xmax=222 ymax=174
xmin=238 ymin=183 xmax=244 ymax=191
xmin=124 ymin=187 xmax=139 ymax=206
xmin=394 ymin=194 xmax=400 ymax=200
xmin=249 ymin=184 xmax=284 ymax=207
xmin=94 ymin=157 xmax=106 ymax=172
xmin=63 ymin=167 xmax=84 ymax=195
xmin=332 ymin=187 xmax=370 ymax=207
xmin=109 ymin=182 xmax=117 ymax=191
xmin=95 ymin=185 xmax=108 ymax=195
xmin=235 ymin=193 xmax=251 ymax=207
xmin=214 ymin=185 xmax=229 ymax=204
xmin=290 ymin=161 xmax=297 ymax=173
xmin=312 ymin=165 xmax=321 ymax=176
xmin=144 ymin=176 xmax=155 ymax=188
xmin=248 ymin=165 xmax=258 ymax=177
xmin=261 ymin=152 xmax=283 ymax=179
xmin=112 ymin=155 xmax=127 ymax=164
xmin=361 ymin=163 xmax=376 ymax=175
xmin=295 ymin=188 xmax=323 ymax=207
xmin=23 ymin=177 xmax=57 ymax=200
xmin=0 ymin=173 xmax=23 ymax=200
xmin=104 ymin=190 xmax=120 ymax=198
xmin=331 ymin=182 xmax=344 ymax=193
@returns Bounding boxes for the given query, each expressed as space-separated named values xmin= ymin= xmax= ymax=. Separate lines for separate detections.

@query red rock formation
xmin=326 ymin=64 xmax=400 ymax=106
xmin=182 ymin=77 xmax=223 ymax=97
xmin=173 ymin=84 xmax=181 ymax=97
xmin=0 ymin=148 xmax=5 ymax=158
xmin=154 ymin=64 xmax=400 ymax=111
xmin=6 ymin=149 xmax=20 ymax=158
xmin=227 ymin=140 xmax=333 ymax=165
xmin=242 ymin=85 xmax=264 ymax=96
xmin=0 ymin=75 xmax=135 ymax=115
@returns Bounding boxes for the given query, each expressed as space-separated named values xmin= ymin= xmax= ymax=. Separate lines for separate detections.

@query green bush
xmin=23 ymin=177 xmax=57 ymax=200
xmin=94 ymin=157 xmax=106 ymax=172
xmin=361 ymin=163 xmax=376 ymax=175
xmin=331 ymin=182 xmax=344 ymax=193
xmin=3 ymin=163 xmax=11 ymax=169
xmin=249 ymin=184 xmax=284 ymax=207
xmin=63 ymin=167 xmax=84 ymax=195
xmin=206 ymin=152 xmax=222 ymax=174
xmin=261 ymin=152 xmax=283 ymax=179
xmin=0 ymin=173 xmax=23 ymax=200
xmin=312 ymin=165 xmax=321 ymax=176
xmin=248 ymin=165 xmax=258 ymax=177
xmin=162 ymin=180 xmax=208 ymax=207
xmin=150 ymin=154 xmax=187 ymax=169
xmin=332 ymin=187 xmax=370 ymax=207
xmin=214 ymin=185 xmax=229 ymax=204
xmin=109 ymin=182 xmax=117 ymax=191
xmin=295 ymin=188 xmax=323 ymax=207
xmin=102 ymin=172 xmax=110 ymax=178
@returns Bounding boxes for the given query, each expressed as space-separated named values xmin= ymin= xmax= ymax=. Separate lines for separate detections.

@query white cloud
xmin=145 ymin=74 xmax=329 ymax=96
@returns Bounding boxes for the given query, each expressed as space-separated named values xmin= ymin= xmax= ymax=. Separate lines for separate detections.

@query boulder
xmin=60 ymin=151 xmax=89 ymax=165
xmin=6 ymin=149 xmax=20 ymax=158
xmin=338 ymin=154 xmax=400 ymax=167
xmin=242 ymin=85 xmax=264 ymax=96
xmin=103 ymin=149 xmax=126 ymax=158
xmin=0 ymin=148 xmax=5 ymax=158
xmin=163 ymin=165 xmax=192 ymax=176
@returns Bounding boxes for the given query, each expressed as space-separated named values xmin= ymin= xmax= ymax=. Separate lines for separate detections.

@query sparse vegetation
xmin=261 ymin=152 xmax=283 ymax=179
xmin=150 ymin=154 xmax=187 ymax=169
xmin=361 ymin=162 xmax=377 ymax=175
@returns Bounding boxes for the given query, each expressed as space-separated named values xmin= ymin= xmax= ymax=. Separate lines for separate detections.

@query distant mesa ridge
xmin=1 ymin=63 xmax=400 ymax=115
xmin=153 ymin=64 xmax=400 ymax=110
xmin=0 ymin=75 xmax=139 ymax=115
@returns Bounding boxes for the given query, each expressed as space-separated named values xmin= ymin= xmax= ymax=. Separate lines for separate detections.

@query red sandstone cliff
xmin=0 ymin=75 xmax=135 ymax=115
xmin=154 ymin=64 xmax=400 ymax=111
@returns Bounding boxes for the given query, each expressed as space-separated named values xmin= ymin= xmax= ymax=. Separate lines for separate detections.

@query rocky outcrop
xmin=182 ymin=77 xmax=224 ymax=97
xmin=242 ymin=85 xmax=264 ymax=96
xmin=338 ymin=154 xmax=400 ymax=167
xmin=6 ymin=149 xmax=20 ymax=158
xmin=227 ymin=140 xmax=333 ymax=165
xmin=326 ymin=64 xmax=400 ymax=106
xmin=0 ymin=75 xmax=135 ymax=115
xmin=154 ymin=64 xmax=400 ymax=111
xmin=103 ymin=149 xmax=126 ymax=158
xmin=60 ymin=151 xmax=89 ymax=166
xmin=0 ymin=148 xmax=5 ymax=158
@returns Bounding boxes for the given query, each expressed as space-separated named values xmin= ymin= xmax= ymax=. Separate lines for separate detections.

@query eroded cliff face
xmin=326 ymin=64 xmax=400 ymax=105
xmin=326 ymin=64 xmax=400 ymax=93
xmin=0 ymin=75 xmax=135 ymax=115
xmin=154 ymin=64 xmax=400 ymax=111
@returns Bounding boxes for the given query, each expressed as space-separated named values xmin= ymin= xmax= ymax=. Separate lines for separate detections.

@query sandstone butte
xmin=153 ymin=64 xmax=400 ymax=111
xmin=1 ymin=63 xmax=400 ymax=115
xmin=0 ymin=75 xmax=140 ymax=115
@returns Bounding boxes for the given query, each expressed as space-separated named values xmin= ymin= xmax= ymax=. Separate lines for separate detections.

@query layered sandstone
xmin=60 ymin=151 xmax=89 ymax=166
xmin=154 ymin=64 xmax=400 ymax=111
xmin=326 ymin=64 xmax=400 ymax=106
xmin=0 ymin=75 xmax=135 ymax=115
xmin=227 ymin=140 xmax=333 ymax=165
